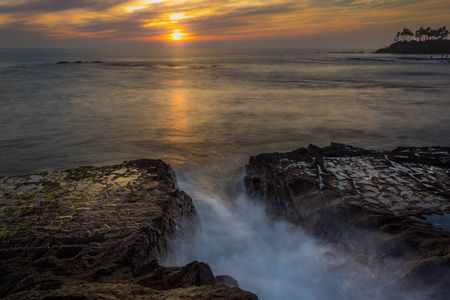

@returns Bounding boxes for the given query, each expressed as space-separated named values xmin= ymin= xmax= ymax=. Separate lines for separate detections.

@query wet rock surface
xmin=0 ymin=159 xmax=257 ymax=299
xmin=245 ymin=143 xmax=450 ymax=299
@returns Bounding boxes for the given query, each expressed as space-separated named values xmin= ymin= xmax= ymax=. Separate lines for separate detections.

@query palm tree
xmin=438 ymin=26 xmax=448 ymax=39
xmin=408 ymin=29 xmax=414 ymax=41
xmin=419 ymin=27 xmax=426 ymax=41
xmin=425 ymin=27 xmax=432 ymax=40
xmin=401 ymin=28 xmax=409 ymax=41
xmin=444 ymin=26 xmax=449 ymax=39
xmin=392 ymin=26 xmax=449 ymax=43
xmin=415 ymin=29 xmax=421 ymax=41
xmin=432 ymin=29 xmax=438 ymax=40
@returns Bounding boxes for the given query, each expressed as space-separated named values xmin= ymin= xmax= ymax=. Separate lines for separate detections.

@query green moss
xmin=0 ymin=216 xmax=40 ymax=236
xmin=0 ymin=223 xmax=8 ymax=237
xmin=41 ymin=226 xmax=54 ymax=231
xmin=16 ymin=216 xmax=38 ymax=226
xmin=2 ymin=206 xmax=18 ymax=215
xmin=14 ymin=199 xmax=29 ymax=206
xmin=39 ymin=226 xmax=68 ymax=233
xmin=41 ymin=180 xmax=61 ymax=190
xmin=57 ymin=215 xmax=73 ymax=220
xmin=44 ymin=190 xmax=63 ymax=200
xmin=14 ymin=193 xmax=34 ymax=201
xmin=67 ymin=204 xmax=83 ymax=211
xmin=67 ymin=166 xmax=100 ymax=180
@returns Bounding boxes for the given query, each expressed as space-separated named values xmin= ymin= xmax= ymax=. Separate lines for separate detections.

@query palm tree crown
xmin=394 ymin=26 xmax=448 ymax=42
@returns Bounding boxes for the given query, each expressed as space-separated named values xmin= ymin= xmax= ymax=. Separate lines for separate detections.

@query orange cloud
xmin=0 ymin=0 xmax=448 ymax=46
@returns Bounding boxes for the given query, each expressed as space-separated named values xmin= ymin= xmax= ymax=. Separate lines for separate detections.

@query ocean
xmin=1 ymin=49 xmax=449 ymax=299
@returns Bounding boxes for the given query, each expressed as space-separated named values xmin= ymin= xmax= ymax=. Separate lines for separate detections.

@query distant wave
xmin=328 ymin=51 xmax=365 ymax=54
xmin=57 ymin=61 xmax=104 ymax=64
xmin=55 ymin=61 xmax=225 ymax=70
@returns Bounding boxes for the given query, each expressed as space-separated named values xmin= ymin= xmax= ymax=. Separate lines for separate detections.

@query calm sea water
xmin=1 ymin=49 xmax=449 ymax=175
xmin=1 ymin=49 xmax=449 ymax=299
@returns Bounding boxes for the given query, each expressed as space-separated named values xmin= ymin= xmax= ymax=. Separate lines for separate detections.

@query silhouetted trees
xmin=394 ymin=26 xmax=448 ymax=42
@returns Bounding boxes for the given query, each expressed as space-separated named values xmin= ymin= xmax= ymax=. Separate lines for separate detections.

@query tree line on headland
xmin=394 ymin=26 xmax=449 ymax=42
xmin=376 ymin=25 xmax=450 ymax=54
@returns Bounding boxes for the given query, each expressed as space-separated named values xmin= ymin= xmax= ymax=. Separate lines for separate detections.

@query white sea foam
xmin=177 ymin=160 xmax=433 ymax=300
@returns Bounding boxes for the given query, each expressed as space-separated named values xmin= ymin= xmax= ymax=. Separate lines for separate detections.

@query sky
xmin=0 ymin=0 xmax=448 ymax=49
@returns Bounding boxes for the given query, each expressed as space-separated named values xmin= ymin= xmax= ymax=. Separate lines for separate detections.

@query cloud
xmin=183 ymin=3 xmax=303 ymax=37
xmin=0 ymin=0 xmax=130 ymax=13
xmin=311 ymin=0 xmax=426 ymax=8
xmin=0 ymin=0 xmax=448 ymax=47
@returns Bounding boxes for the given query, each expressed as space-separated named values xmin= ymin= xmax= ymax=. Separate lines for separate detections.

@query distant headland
xmin=376 ymin=26 xmax=450 ymax=54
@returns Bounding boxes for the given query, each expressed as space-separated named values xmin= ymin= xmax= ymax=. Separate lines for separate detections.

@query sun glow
xmin=171 ymin=29 xmax=186 ymax=41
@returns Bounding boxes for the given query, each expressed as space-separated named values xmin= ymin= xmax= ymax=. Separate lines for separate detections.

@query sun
xmin=171 ymin=29 xmax=186 ymax=41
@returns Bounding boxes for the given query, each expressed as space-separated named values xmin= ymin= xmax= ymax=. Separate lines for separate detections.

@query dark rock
xmin=92 ymin=264 xmax=123 ymax=281
xmin=33 ymin=256 xmax=62 ymax=270
xmin=376 ymin=40 xmax=450 ymax=54
xmin=134 ymin=260 xmax=215 ymax=291
xmin=56 ymin=246 xmax=83 ymax=259
xmin=9 ymin=283 xmax=259 ymax=300
xmin=164 ymin=261 xmax=215 ymax=289
xmin=215 ymin=275 xmax=239 ymax=288
xmin=0 ymin=271 xmax=29 ymax=298
xmin=202 ymin=286 xmax=258 ymax=300
xmin=36 ymin=279 xmax=64 ymax=291
xmin=10 ymin=282 xmax=157 ymax=300
xmin=133 ymin=259 xmax=160 ymax=277
xmin=389 ymin=146 xmax=450 ymax=167
xmin=0 ymin=159 xmax=257 ymax=299
xmin=57 ymin=61 xmax=68 ymax=64
xmin=245 ymin=143 xmax=450 ymax=299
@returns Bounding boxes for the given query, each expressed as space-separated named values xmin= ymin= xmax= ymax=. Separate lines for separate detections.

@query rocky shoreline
xmin=244 ymin=143 xmax=450 ymax=299
xmin=0 ymin=159 xmax=257 ymax=299
xmin=2 ymin=145 xmax=449 ymax=299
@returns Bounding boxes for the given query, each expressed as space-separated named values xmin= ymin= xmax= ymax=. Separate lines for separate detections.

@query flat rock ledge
xmin=245 ymin=143 xmax=449 ymax=299
xmin=0 ymin=159 xmax=257 ymax=299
